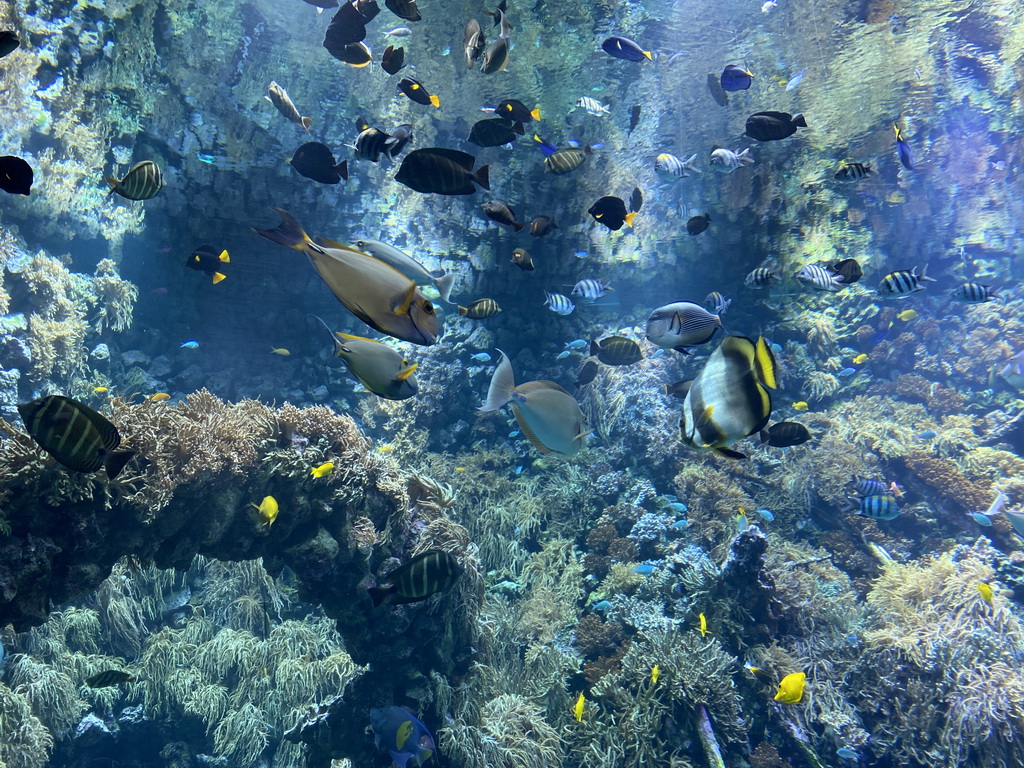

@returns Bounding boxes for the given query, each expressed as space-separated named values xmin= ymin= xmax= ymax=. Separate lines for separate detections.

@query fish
xmin=756 ymin=508 xmax=775 ymax=522
xmin=627 ymin=187 xmax=643 ymax=215
xmin=573 ymin=692 xmax=585 ymax=722
xmin=916 ymin=429 xmax=937 ymax=440
xmin=666 ymin=380 xmax=691 ymax=399
xmin=588 ymin=196 xmax=635 ymax=231
xmin=310 ymin=461 xmax=334 ymax=478
xmin=853 ymin=353 xmax=869 ymax=364
xmin=633 ymin=564 xmax=656 ymax=575
xmin=651 ymin=665 xmax=660 ymax=685
xmin=384 ymin=0 xmax=421 ymax=21
xmin=325 ymin=39 xmax=373 ymax=67
xmin=951 ymin=283 xmax=997 ymax=303
xmin=710 ymin=148 xmax=754 ymax=173
xmin=105 ymin=160 xmax=164 ymax=200
xmin=978 ymin=583 xmax=994 ymax=604
xmin=575 ymin=360 xmax=599 ymax=389
xmin=877 ymin=266 xmax=935 ymax=299
xmin=0 ymin=31 xmax=20 ymax=59
xmin=835 ymin=162 xmax=874 ymax=182
xmin=270 ymin=348 xmax=291 ymax=356
xmin=745 ymin=664 xmax=774 ymax=684
xmin=895 ymin=308 xmax=919 ymax=322
xmin=703 ymin=292 xmax=731 ymax=315
xmin=544 ymin=292 xmax=575 ymax=316
xmin=571 ymin=279 xmax=613 ymax=303
xmin=395 ymin=148 xmax=490 ymax=195
xmin=320 ymin=322 xmax=419 ymax=400
xmin=736 ymin=511 xmax=749 ymax=532
xmin=470 ymin=352 xmax=492 ymax=362
xmin=463 ymin=18 xmax=486 ymax=68
xmin=687 ymin=214 xmax=711 ymax=236
xmin=655 ymin=153 xmax=701 ymax=179
xmin=323 ymin=1 xmax=368 ymax=48
xmin=574 ymin=250 xmax=589 ymax=259
xmin=0 ymin=156 xmax=33 ymax=195
xmin=495 ymin=99 xmax=541 ymax=124
xmin=479 ymin=8 xmax=510 ymax=73
xmin=94 ymin=387 xmax=109 ymax=394
xmin=381 ymin=44 xmax=406 ymax=74
xmin=370 ymin=707 xmax=435 ymax=768
xmin=697 ymin=613 xmax=709 ymax=637
xmin=853 ymin=477 xmax=888 ymax=497
xmin=533 ymin=136 xmax=593 ymax=174
xmin=186 ymin=246 xmax=230 ymax=284
xmin=482 ymin=200 xmax=524 ymax=231
xmin=774 ymin=672 xmax=806 ymax=703
xmin=678 ymin=336 xmax=778 ymax=459
xmin=744 ymin=111 xmax=807 ymax=142
xmin=384 ymin=26 xmax=411 ymax=36
xmin=785 ymin=68 xmax=806 ymax=90
xmin=576 ymin=97 xmax=611 ymax=117
xmin=350 ymin=239 xmax=456 ymax=304
xmin=565 ymin=340 xmax=588 ymax=350
xmin=253 ymin=496 xmax=279 ymax=528
xmin=894 ymin=124 xmax=915 ymax=170
xmin=18 ymin=395 xmax=134 ymax=478
xmin=706 ymin=73 xmax=729 ymax=106
xmin=253 ymin=209 xmax=441 ymax=345
xmin=760 ymin=421 xmax=811 ymax=447
xmin=398 ymin=77 xmax=440 ymax=108
xmin=744 ymin=267 xmax=779 ymax=288
xmin=796 ymin=264 xmax=845 ymax=292
xmin=529 ymin=215 xmax=557 ymax=238
xmin=967 ymin=512 xmax=992 ymax=526
xmin=831 ymin=258 xmax=863 ymax=284
xmin=468 ymin=118 xmax=519 ymax=148
xmin=290 ymin=142 xmax=349 ymax=184
xmin=85 ymin=670 xmax=136 ymax=688
xmin=458 ymin=298 xmax=502 ymax=319
xmin=852 ymin=495 xmax=901 ymax=521
xmin=266 ymin=81 xmax=312 ymax=132
xmin=671 ymin=519 xmax=689 ymax=530
xmin=838 ymin=367 xmax=857 ymax=376
xmin=762 ymin=0 xmax=778 ymax=12
xmin=352 ymin=121 xmax=400 ymax=164
xmin=591 ymin=336 xmax=642 ymax=366
xmin=628 ymin=105 xmax=641 ymax=133
xmin=836 ymin=748 xmax=858 ymax=760
xmin=556 ymin=351 xmax=570 ymax=360
xmin=646 ymin=302 xmax=723 ymax=352
xmin=480 ymin=350 xmax=590 ymax=455
xmin=720 ymin=64 xmax=753 ymax=91
xmin=180 ymin=341 xmax=199 ymax=349
xmin=368 ymin=550 xmax=462 ymax=606
xmin=150 ymin=392 xmax=172 ymax=401
xmin=792 ymin=401 xmax=809 ymax=411
xmin=601 ymin=36 xmax=652 ymax=62
xmin=511 ymin=247 xmax=534 ymax=271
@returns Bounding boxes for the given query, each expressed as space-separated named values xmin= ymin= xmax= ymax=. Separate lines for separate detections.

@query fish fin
xmin=516 ymin=379 xmax=573 ymax=396
xmin=367 ymin=584 xmax=395 ymax=607
xmin=252 ymin=208 xmax=313 ymax=252
xmin=212 ymin=272 xmax=227 ymax=284
xmin=511 ymin=121 xmax=525 ymax=135
xmin=643 ymin=50 xmax=653 ymax=60
xmin=301 ymin=116 xmax=312 ymax=133
xmin=754 ymin=336 xmax=778 ymax=388
xmin=396 ymin=363 xmax=418 ymax=381
xmin=472 ymin=165 xmax=490 ymax=190
xmin=533 ymin=135 xmax=557 ymax=155
xmin=715 ymin=447 xmax=747 ymax=460
xmin=918 ymin=264 xmax=937 ymax=283
xmin=104 ymin=450 xmax=135 ymax=480
xmin=392 ymin=282 xmax=418 ymax=315
xmin=430 ymin=94 xmax=440 ymax=108
xmin=623 ymin=211 xmax=637 ymax=227
xmin=218 ymin=250 xmax=230 ymax=263
xmin=479 ymin=350 xmax=516 ymax=411
xmin=695 ymin=405 xmax=715 ymax=429
xmin=315 ymin=236 xmax=347 ymax=250
xmin=457 ymin=306 xmax=468 ymax=316
xmin=104 ymin=176 xmax=119 ymax=190
xmin=513 ymin=221 xmax=525 ymax=232
xmin=512 ymin=404 xmax=553 ymax=454
xmin=434 ymin=273 xmax=456 ymax=304
xmin=792 ymin=113 xmax=807 ymax=127
xmin=760 ymin=429 xmax=770 ymax=444
xmin=336 ymin=160 xmax=349 ymax=181
xmin=590 ymin=340 xmax=601 ymax=356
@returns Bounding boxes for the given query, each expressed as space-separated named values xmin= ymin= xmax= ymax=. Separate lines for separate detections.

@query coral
xmin=0 ymin=683 xmax=54 ymax=768
xmin=91 ymin=258 xmax=138 ymax=333
xmin=574 ymin=615 xmax=626 ymax=659
xmin=904 ymin=452 xmax=992 ymax=513
xmin=749 ymin=742 xmax=783 ymax=768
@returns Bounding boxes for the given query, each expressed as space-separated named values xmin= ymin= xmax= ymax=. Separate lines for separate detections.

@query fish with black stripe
xmin=877 ymin=265 xmax=935 ymax=299
xmin=86 ymin=670 xmax=136 ymax=688
xmin=846 ymin=494 xmax=901 ymax=521
xmin=395 ymin=148 xmax=490 ymax=195
xmin=590 ymin=336 xmax=642 ymax=366
xmin=458 ymin=298 xmax=502 ymax=319
xmin=951 ymin=282 xmax=997 ymax=303
xmin=105 ymin=161 xmax=164 ymax=200
xmin=18 ymin=395 xmax=135 ymax=478
xmin=646 ymin=301 xmax=723 ymax=352
xmin=796 ymin=264 xmax=845 ymax=292
xmin=834 ymin=162 xmax=873 ymax=182
xmin=368 ymin=550 xmax=463 ymax=606
xmin=533 ymin=136 xmax=597 ymax=174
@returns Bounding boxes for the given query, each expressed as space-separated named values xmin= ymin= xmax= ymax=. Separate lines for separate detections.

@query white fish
xmin=761 ymin=0 xmax=778 ymax=12
xmin=570 ymin=278 xmax=613 ymax=302
xmin=796 ymin=264 xmax=845 ymax=292
xmin=710 ymin=148 xmax=754 ymax=173
xmin=655 ymin=153 xmax=701 ymax=178
xmin=785 ymin=68 xmax=805 ymax=90
xmin=544 ymin=291 xmax=575 ymax=316
xmin=576 ymin=97 xmax=611 ymax=117
xmin=703 ymin=291 xmax=731 ymax=315
xmin=646 ymin=301 xmax=723 ymax=352
xmin=385 ymin=27 xmax=412 ymax=37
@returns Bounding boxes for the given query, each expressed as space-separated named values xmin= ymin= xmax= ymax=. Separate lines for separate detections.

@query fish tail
xmin=430 ymin=94 xmax=441 ymax=108
xmin=760 ymin=429 xmax=770 ymax=443
xmin=336 ymin=160 xmax=349 ymax=181
xmin=212 ymin=272 xmax=227 ymax=284
xmin=623 ymin=211 xmax=637 ymax=228
xmin=793 ymin=114 xmax=807 ymax=127
xmin=589 ymin=340 xmax=601 ymax=356
xmin=252 ymin=208 xmax=313 ymax=252
xmin=301 ymin=116 xmax=312 ymax=133
xmin=104 ymin=450 xmax=135 ymax=480
xmin=104 ymin=175 xmax=119 ymax=189
xmin=531 ymin=108 xmax=541 ymax=121
xmin=643 ymin=50 xmax=653 ymax=60
xmin=479 ymin=349 xmax=516 ymax=411
xmin=434 ymin=273 xmax=456 ymax=304
xmin=218 ymin=250 xmax=230 ymax=263
xmin=512 ymin=220 xmax=525 ymax=232
xmin=472 ymin=165 xmax=490 ymax=190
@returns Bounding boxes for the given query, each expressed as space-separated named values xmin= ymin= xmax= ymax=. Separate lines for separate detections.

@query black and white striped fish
xmin=18 ymin=395 xmax=134 ymax=478
xmin=571 ymin=278 xmax=613 ymax=302
xmin=105 ymin=161 xmax=164 ymax=200
xmin=834 ymin=162 xmax=873 ymax=182
xmin=86 ymin=670 xmax=136 ymax=688
xmin=744 ymin=267 xmax=778 ymax=288
xmin=877 ymin=265 xmax=935 ymax=299
xmin=544 ymin=291 xmax=575 ymax=315
xmin=852 ymin=494 xmax=901 ymax=521
xmin=796 ymin=264 xmax=845 ymax=292
xmin=703 ymin=291 xmax=731 ymax=315
xmin=951 ymin=282 xmax=997 ymax=303
xmin=646 ymin=301 xmax=723 ymax=352
xmin=576 ymin=97 xmax=611 ymax=117
xmin=655 ymin=153 xmax=701 ymax=178
xmin=367 ymin=550 xmax=463 ymax=606
xmin=852 ymin=476 xmax=889 ymax=497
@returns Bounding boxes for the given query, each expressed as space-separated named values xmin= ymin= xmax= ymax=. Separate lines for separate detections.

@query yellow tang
xmin=793 ymin=401 xmax=809 ymax=411
xmin=978 ymin=583 xmax=994 ymax=604
xmin=573 ymin=692 xmax=585 ymax=722
xmin=650 ymin=665 xmax=660 ymax=685
xmin=253 ymin=495 xmax=279 ymax=528
xmin=896 ymin=309 xmax=919 ymax=322
xmin=310 ymin=462 xmax=334 ymax=478
xmin=94 ymin=386 xmax=109 ymax=394
xmin=697 ymin=613 xmax=709 ymax=637
xmin=774 ymin=672 xmax=806 ymax=703
xmin=853 ymin=354 xmax=869 ymax=365
xmin=150 ymin=392 xmax=171 ymax=402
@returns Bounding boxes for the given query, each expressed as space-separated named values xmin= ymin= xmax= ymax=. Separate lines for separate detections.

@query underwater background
xmin=1 ymin=0 xmax=1024 ymax=766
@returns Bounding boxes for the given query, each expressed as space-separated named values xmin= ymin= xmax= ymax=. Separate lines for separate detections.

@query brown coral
xmin=904 ymin=452 xmax=992 ymax=513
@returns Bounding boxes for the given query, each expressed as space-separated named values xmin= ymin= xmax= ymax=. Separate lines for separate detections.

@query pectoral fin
xmin=396 ymin=363 xmax=418 ymax=381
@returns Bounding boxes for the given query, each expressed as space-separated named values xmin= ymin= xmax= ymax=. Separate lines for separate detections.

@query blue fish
xmin=836 ymin=747 xmax=858 ymax=760
xmin=720 ymin=64 xmax=753 ymax=91
xmin=565 ymin=339 xmax=588 ymax=350
xmin=632 ymin=564 xmax=656 ymax=575
xmin=916 ymin=430 xmax=937 ymax=440
xmin=601 ymin=36 xmax=652 ymax=62
xmin=670 ymin=519 xmax=689 ymax=530
xmin=196 ymin=152 xmax=216 ymax=165
xmin=756 ymin=509 xmax=775 ymax=522
xmin=838 ymin=367 xmax=857 ymax=376
xmin=592 ymin=600 xmax=611 ymax=611
xmin=180 ymin=340 xmax=200 ymax=349
xmin=556 ymin=350 xmax=571 ymax=360
xmin=968 ymin=512 xmax=993 ymax=526
xmin=508 ymin=430 xmax=520 ymax=438
xmin=470 ymin=352 xmax=492 ymax=362
xmin=667 ymin=502 xmax=688 ymax=513
xmin=514 ymin=465 xmax=524 ymax=475
xmin=574 ymin=250 xmax=589 ymax=259
xmin=786 ymin=68 xmax=806 ymax=90
xmin=894 ymin=124 xmax=915 ymax=170
xmin=651 ymin=348 xmax=665 ymax=359
xmin=370 ymin=707 xmax=435 ymax=768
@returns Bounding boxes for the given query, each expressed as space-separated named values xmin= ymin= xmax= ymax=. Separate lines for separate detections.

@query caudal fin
xmin=301 ymin=116 xmax=312 ymax=133
xmin=434 ymin=273 xmax=456 ymax=304
xmin=479 ymin=350 xmax=516 ymax=411
xmin=792 ymin=114 xmax=807 ymax=128
xmin=252 ymin=208 xmax=311 ymax=252
xmin=472 ymin=165 xmax=490 ymax=190
xmin=105 ymin=450 xmax=135 ymax=480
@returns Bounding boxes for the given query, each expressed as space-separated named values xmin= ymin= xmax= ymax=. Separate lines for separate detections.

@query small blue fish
xmin=508 ymin=430 xmax=520 ymax=438
xmin=470 ymin=352 xmax=492 ymax=362
xmin=515 ymin=465 xmax=524 ymax=475
xmin=756 ymin=509 xmax=775 ymax=522
xmin=565 ymin=339 xmax=588 ymax=350
xmin=667 ymin=502 xmax=688 ymax=513
xmin=633 ymin=564 xmax=656 ymax=575
xmin=180 ymin=341 xmax=200 ymax=349
xmin=836 ymin=747 xmax=858 ymax=760
xmin=968 ymin=512 xmax=993 ymax=526
xmin=651 ymin=348 xmax=665 ymax=359
xmin=441 ymin=45 xmax=451 ymax=55
xmin=592 ymin=600 xmax=611 ymax=611
xmin=785 ymin=68 xmax=806 ymax=90
xmin=556 ymin=350 xmax=571 ymax=360
xmin=916 ymin=430 xmax=937 ymax=440
xmin=671 ymin=519 xmax=689 ymax=530
xmin=196 ymin=152 xmax=216 ymax=165
xmin=574 ymin=250 xmax=589 ymax=259
xmin=720 ymin=64 xmax=753 ymax=92
xmin=838 ymin=367 xmax=857 ymax=376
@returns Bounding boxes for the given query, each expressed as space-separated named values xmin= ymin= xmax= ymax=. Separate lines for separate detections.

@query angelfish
xmin=480 ymin=350 xmax=590 ymax=455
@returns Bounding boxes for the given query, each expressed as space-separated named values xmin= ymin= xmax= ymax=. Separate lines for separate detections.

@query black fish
xmin=86 ymin=670 xmax=136 ymax=688
xmin=385 ymin=0 xmax=421 ymax=21
xmin=381 ymin=44 xmax=405 ymax=74
xmin=354 ymin=0 xmax=380 ymax=21
xmin=760 ymin=421 xmax=811 ymax=447
xmin=628 ymin=187 xmax=643 ymax=214
xmin=601 ymin=36 xmax=651 ymax=62
xmin=591 ymin=336 xmax=642 ymax=366
xmin=325 ymin=40 xmax=372 ymax=67
xmin=496 ymin=99 xmax=539 ymax=123
xmin=0 ymin=31 xmax=20 ymax=59
xmin=395 ymin=148 xmax=490 ymax=195
xmin=745 ymin=111 xmax=807 ymax=142
xmin=398 ymin=77 xmax=439 ymax=107
xmin=368 ymin=550 xmax=463 ymax=606
xmin=831 ymin=258 xmax=862 ymax=284
xmin=458 ymin=298 xmax=502 ymax=318
xmin=575 ymin=360 xmax=599 ymax=389
xmin=588 ymin=196 xmax=635 ymax=231
xmin=628 ymin=104 xmax=641 ymax=133
xmin=303 ymin=0 xmax=340 ymax=7
xmin=687 ymin=213 xmax=711 ymax=236
xmin=323 ymin=2 xmax=367 ymax=48
xmin=468 ymin=118 xmax=518 ymax=148
xmin=482 ymin=200 xmax=523 ymax=231
xmin=529 ymin=215 xmax=557 ymax=237
xmin=290 ymin=142 xmax=348 ymax=184
xmin=666 ymin=380 xmax=691 ymax=399
xmin=106 ymin=160 xmax=163 ymax=200
xmin=18 ymin=395 xmax=134 ymax=478
xmin=0 ymin=156 xmax=33 ymax=196
xmin=511 ymin=248 xmax=534 ymax=270
xmin=706 ymin=73 xmax=728 ymax=106
xmin=187 ymin=245 xmax=230 ymax=284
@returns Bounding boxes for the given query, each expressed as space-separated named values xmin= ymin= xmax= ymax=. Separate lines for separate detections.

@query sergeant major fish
xmin=576 ymin=97 xmax=611 ymax=117
xmin=796 ymin=264 xmax=845 ymax=292
xmin=877 ymin=266 xmax=935 ymax=299
xmin=710 ymin=148 xmax=754 ymax=172
xmin=655 ymin=153 xmax=701 ymax=179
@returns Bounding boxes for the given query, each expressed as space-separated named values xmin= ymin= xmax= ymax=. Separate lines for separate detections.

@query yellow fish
xmin=454 ymin=467 xmax=467 ymax=472
xmin=573 ymin=692 xmax=585 ymax=722
xmin=94 ymin=386 xmax=109 ymax=394
xmin=150 ymin=392 xmax=171 ymax=402
xmin=792 ymin=401 xmax=809 ymax=411
xmin=310 ymin=462 xmax=334 ymax=478
xmin=896 ymin=309 xmax=918 ymax=322
xmin=697 ymin=613 xmax=709 ymax=637
xmin=650 ymin=665 xmax=660 ymax=685
xmin=377 ymin=444 xmax=395 ymax=454
xmin=774 ymin=672 xmax=806 ymax=703
xmin=271 ymin=348 xmax=291 ymax=356
xmin=978 ymin=583 xmax=994 ymax=604
xmin=852 ymin=354 xmax=869 ymax=365
xmin=252 ymin=495 xmax=279 ymax=528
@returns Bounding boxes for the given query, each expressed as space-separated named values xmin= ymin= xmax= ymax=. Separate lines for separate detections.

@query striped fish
xmin=744 ymin=267 xmax=778 ymax=288
xmin=646 ymin=301 xmax=723 ymax=352
xmin=853 ymin=494 xmax=901 ymax=521
xmin=877 ymin=265 xmax=935 ymax=299
xmin=590 ymin=336 xmax=642 ymax=366
xmin=655 ymin=153 xmax=702 ymax=178
xmin=576 ymin=97 xmax=611 ymax=117
xmin=853 ymin=476 xmax=889 ymax=497
xmin=458 ymin=298 xmax=502 ymax=319
xmin=703 ymin=291 xmax=731 ymax=315
xmin=86 ymin=670 xmax=136 ymax=688
xmin=834 ymin=162 xmax=873 ymax=182
xmin=571 ymin=278 xmax=612 ymax=302
xmin=951 ymin=282 xmax=997 ymax=303
xmin=796 ymin=264 xmax=845 ymax=292
xmin=367 ymin=550 xmax=463 ymax=606
xmin=544 ymin=291 xmax=575 ymax=316
xmin=106 ymin=161 xmax=164 ymax=200
xmin=533 ymin=136 xmax=593 ymax=174
xmin=18 ymin=396 xmax=134 ymax=478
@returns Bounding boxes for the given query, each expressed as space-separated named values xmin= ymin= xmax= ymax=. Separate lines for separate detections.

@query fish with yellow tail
xmin=650 ymin=665 xmax=660 ymax=685
xmin=253 ymin=495 xmax=279 ymax=528
xmin=252 ymin=209 xmax=441 ymax=345
xmin=316 ymin=317 xmax=419 ymax=401
xmin=697 ymin=613 xmax=709 ymax=637
xmin=573 ymin=692 xmax=586 ymax=722
xmin=480 ymin=350 xmax=590 ymax=456
xmin=266 ymin=81 xmax=312 ymax=132
xmin=310 ymin=461 xmax=334 ymax=478
xmin=978 ymin=583 xmax=994 ymax=604
xmin=774 ymin=672 xmax=806 ymax=703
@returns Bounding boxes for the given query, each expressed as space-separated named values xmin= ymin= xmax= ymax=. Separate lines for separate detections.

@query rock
xmin=121 ymin=350 xmax=150 ymax=367
xmin=74 ymin=712 xmax=118 ymax=749
xmin=90 ymin=343 xmax=110 ymax=361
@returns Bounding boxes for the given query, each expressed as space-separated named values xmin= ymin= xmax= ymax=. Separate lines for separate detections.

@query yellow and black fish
xmin=368 ymin=550 xmax=462 ymax=606
xmin=86 ymin=670 xmax=136 ymax=688
xmin=588 ymin=196 xmax=635 ymax=231
xmin=18 ymin=395 xmax=134 ymax=478
xmin=511 ymin=248 xmax=534 ymax=271
xmin=397 ymin=77 xmax=440 ymax=108
xmin=590 ymin=336 xmax=642 ymax=366
xmin=105 ymin=161 xmax=164 ymax=200
xmin=496 ymin=99 xmax=540 ymax=124
xmin=458 ymin=298 xmax=502 ymax=319
xmin=186 ymin=245 xmax=230 ymax=284
xmin=834 ymin=162 xmax=873 ymax=182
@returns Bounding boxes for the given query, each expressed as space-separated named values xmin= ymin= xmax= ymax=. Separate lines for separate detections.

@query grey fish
xmin=368 ymin=550 xmax=462 ymax=606
xmin=571 ymin=278 xmax=612 ymax=302
xmin=744 ymin=267 xmax=778 ymax=288
xmin=266 ymin=81 xmax=312 ymax=132
xmin=351 ymin=239 xmax=456 ymax=303
xmin=463 ymin=18 xmax=485 ymax=68
xmin=646 ymin=301 xmax=723 ymax=352
xmin=479 ymin=9 xmax=509 ymax=73
xmin=318 ymin=319 xmax=418 ymax=400
xmin=951 ymin=282 xmax=996 ymax=303
xmin=877 ymin=266 xmax=935 ymax=299
xmin=18 ymin=395 xmax=134 ymax=478
xmin=796 ymin=264 xmax=845 ymax=292
xmin=105 ymin=161 xmax=164 ymax=200
xmin=482 ymin=200 xmax=524 ymax=231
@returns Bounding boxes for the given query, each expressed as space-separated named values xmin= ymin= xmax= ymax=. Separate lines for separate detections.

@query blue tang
xmin=370 ymin=707 xmax=435 ymax=768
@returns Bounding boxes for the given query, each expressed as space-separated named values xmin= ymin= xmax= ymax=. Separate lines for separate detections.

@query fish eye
xmin=423 ymin=300 xmax=434 ymax=314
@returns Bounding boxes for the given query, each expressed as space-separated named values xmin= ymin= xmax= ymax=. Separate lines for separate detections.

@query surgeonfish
xmin=831 ymin=258 xmax=863 ymax=284
xmin=697 ymin=613 xmax=709 ymax=637
xmin=266 ymin=81 xmax=312 ymax=132
xmin=744 ymin=111 xmax=807 ymax=142
xmin=18 ymin=395 xmax=134 ymax=478
xmin=252 ymin=209 xmax=441 ymax=345
xmin=573 ymin=692 xmax=586 ymax=722
xmin=468 ymin=118 xmax=519 ymax=148
xmin=655 ymin=153 xmax=702 ymax=178
xmin=397 ymin=77 xmax=440 ymax=108
xmin=385 ymin=0 xmax=421 ymax=22
xmin=482 ymin=200 xmax=524 ymax=231
xmin=590 ymin=336 xmax=642 ymax=366
xmin=687 ymin=214 xmax=711 ymax=236
xmin=369 ymin=707 xmax=435 ymax=768
xmin=479 ymin=7 xmax=510 ymax=73
xmin=381 ymin=44 xmax=406 ymax=74
xmin=0 ymin=155 xmax=33 ymax=195
xmin=877 ymin=266 xmax=935 ymax=299
xmin=894 ymin=124 xmax=915 ymax=170
xmin=529 ymin=215 xmax=557 ymax=237
xmin=760 ymin=421 xmax=811 ymax=447
xmin=774 ymin=672 xmax=806 ymax=703
xmin=978 ymin=583 xmax=994 ymax=604
xmin=645 ymin=301 xmax=723 ymax=352
xmin=678 ymin=336 xmax=778 ymax=459
xmin=496 ymin=99 xmax=541 ymax=123
xmin=253 ymin=495 xmax=279 ymax=527
xmin=0 ymin=30 xmax=20 ymax=59
xmin=368 ymin=550 xmax=462 ymax=606
xmin=311 ymin=461 xmax=334 ymax=478
xmin=318 ymin=319 xmax=419 ymax=400
xmin=463 ymin=18 xmax=486 ymax=68
xmin=105 ymin=161 xmax=164 ymax=200
xmin=394 ymin=148 xmax=490 ymax=195
xmin=480 ymin=350 xmax=590 ymax=455
xmin=601 ymin=36 xmax=652 ymax=62
xmin=587 ymin=195 xmax=634 ymax=231
xmin=85 ymin=670 xmax=136 ymax=688
xmin=720 ymin=65 xmax=753 ymax=91
xmin=710 ymin=147 xmax=754 ymax=172
xmin=289 ymin=142 xmax=348 ymax=184
xmin=533 ymin=136 xmax=594 ymax=174
xmin=511 ymin=248 xmax=534 ymax=271
xmin=351 ymin=239 xmax=456 ymax=304
xmin=187 ymin=246 xmax=230 ymax=284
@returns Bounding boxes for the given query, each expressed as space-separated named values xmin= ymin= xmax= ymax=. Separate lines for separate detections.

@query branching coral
xmin=91 ymin=257 xmax=138 ymax=333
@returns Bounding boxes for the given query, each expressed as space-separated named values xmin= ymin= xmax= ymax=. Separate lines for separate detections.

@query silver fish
xmin=655 ymin=153 xmax=701 ymax=178
xmin=544 ymin=291 xmax=575 ymax=316
xmin=570 ymin=278 xmax=612 ymax=302
xmin=877 ymin=265 xmax=935 ymax=299
xmin=576 ymin=97 xmax=611 ymax=117
xmin=352 ymin=239 xmax=456 ymax=303
xmin=266 ymin=81 xmax=312 ymax=132
xmin=796 ymin=264 xmax=845 ymax=292
xmin=710 ymin=148 xmax=754 ymax=172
